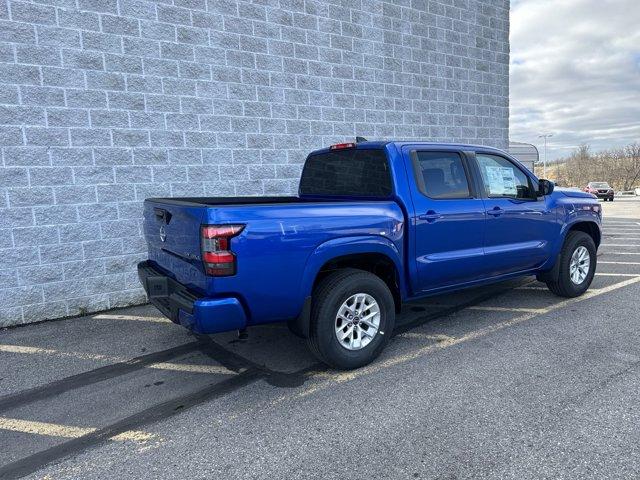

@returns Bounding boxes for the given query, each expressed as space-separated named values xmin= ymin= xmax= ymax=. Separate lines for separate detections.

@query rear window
xmin=299 ymin=149 xmax=392 ymax=197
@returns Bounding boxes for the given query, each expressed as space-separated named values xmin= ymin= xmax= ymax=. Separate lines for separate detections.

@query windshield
xmin=589 ymin=182 xmax=610 ymax=188
xmin=299 ymin=148 xmax=392 ymax=197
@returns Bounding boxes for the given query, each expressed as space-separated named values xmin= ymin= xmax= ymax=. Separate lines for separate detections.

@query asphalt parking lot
xmin=1 ymin=197 xmax=639 ymax=480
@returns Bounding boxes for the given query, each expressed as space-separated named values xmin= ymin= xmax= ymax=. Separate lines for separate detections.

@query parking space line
xmin=0 ymin=344 xmax=112 ymax=362
xmin=397 ymin=333 xmax=455 ymax=341
xmin=409 ymin=304 xmax=546 ymax=313
xmin=294 ymin=275 xmax=640 ymax=398
xmin=0 ymin=417 xmax=158 ymax=443
xmin=149 ymin=362 xmax=235 ymax=375
xmin=92 ymin=314 xmax=170 ymax=323
xmin=595 ymin=273 xmax=640 ymax=277
xmin=599 ymin=261 xmax=640 ymax=265
xmin=470 ymin=305 xmax=546 ymax=312
xmin=0 ymin=344 xmax=235 ymax=376
xmin=601 ymin=244 xmax=640 ymax=247
xmin=601 ymin=252 xmax=640 ymax=255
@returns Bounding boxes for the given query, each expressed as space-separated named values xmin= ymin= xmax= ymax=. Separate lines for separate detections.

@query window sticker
xmin=485 ymin=166 xmax=517 ymax=196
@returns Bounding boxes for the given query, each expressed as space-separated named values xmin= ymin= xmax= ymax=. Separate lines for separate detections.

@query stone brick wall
xmin=0 ymin=0 xmax=509 ymax=327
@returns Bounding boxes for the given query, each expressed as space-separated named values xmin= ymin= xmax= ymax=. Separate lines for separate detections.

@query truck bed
xmin=142 ymin=197 xmax=406 ymax=326
xmin=145 ymin=196 xmax=359 ymax=207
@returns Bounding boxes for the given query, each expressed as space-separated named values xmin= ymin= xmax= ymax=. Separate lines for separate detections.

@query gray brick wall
xmin=0 ymin=0 xmax=510 ymax=327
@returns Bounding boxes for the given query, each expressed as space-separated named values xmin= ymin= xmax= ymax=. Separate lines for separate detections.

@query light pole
xmin=538 ymin=133 xmax=553 ymax=178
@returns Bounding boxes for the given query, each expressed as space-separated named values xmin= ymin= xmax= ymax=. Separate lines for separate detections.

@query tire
xmin=545 ymin=231 xmax=597 ymax=297
xmin=307 ymin=268 xmax=395 ymax=369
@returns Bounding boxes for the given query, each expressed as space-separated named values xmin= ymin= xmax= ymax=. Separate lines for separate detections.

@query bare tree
xmin=550 ymin=142 xmax=640 ymax=191
xmin=619 ymin=143 xmax=640 ymax=190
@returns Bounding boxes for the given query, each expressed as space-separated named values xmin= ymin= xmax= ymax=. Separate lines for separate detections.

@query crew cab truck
xmin=138 ymin=141 xmax=602 ymax=369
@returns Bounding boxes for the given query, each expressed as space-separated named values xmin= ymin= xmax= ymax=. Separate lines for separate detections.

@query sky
xmin=509 ymin=0 xmax=640 ymax=162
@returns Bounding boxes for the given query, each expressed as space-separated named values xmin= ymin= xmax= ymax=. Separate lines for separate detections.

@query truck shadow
xmin=201 ymin=278 xmax=528 ymax=381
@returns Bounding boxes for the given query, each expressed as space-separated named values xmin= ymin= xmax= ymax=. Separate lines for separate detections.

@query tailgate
xmin=143 ymin=200 xmax=207 ymax=293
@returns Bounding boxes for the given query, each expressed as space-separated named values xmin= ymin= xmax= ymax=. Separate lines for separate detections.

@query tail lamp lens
xmin=201 ymin=225 xmax=244 ymax=276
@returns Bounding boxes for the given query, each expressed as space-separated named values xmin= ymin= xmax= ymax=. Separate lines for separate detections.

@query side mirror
xmin=538 ymin=179 xmax=555 ymax=196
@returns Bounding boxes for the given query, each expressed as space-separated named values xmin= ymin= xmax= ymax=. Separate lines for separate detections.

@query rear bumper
xmin=137 ymin=261 xmax=247 ymax=334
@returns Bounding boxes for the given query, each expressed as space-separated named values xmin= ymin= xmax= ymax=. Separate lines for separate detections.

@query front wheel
xmin=545 ymin=231 xmax=597 ymax=297
xmin=307 ymin=269 xmax=395 ymax=369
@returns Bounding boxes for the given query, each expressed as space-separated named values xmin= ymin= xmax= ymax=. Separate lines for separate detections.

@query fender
xmin=288 ymin=235 xmax=405 ymax=338
xmin=537 ymin=215 xmax=601 ymax=282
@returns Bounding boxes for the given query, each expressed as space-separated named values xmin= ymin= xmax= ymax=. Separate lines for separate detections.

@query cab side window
xmin=413 ymin=151 xmax=471 ymax=199
xmin=476 ymin=154 xmax=535 ymax=200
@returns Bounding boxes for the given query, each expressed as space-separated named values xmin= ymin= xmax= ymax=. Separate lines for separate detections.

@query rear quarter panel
xmin=207 ymin=201 xmax=405 ymax=325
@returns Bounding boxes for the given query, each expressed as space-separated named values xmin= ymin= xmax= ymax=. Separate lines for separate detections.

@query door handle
xmin=487 ymin=207 xmax=503 ymax=217
xmin=418 ymin=210 xmax=443 ymax=223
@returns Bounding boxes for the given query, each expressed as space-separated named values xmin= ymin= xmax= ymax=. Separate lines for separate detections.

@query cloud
xmin=509 ymin=0 xmax=640 ymax=160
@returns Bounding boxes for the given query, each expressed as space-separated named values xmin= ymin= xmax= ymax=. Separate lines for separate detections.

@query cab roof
xmin=310 ymin=141 xmax=510 ymax=157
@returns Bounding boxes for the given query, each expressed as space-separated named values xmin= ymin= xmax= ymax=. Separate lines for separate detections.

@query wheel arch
xmin=538 ymin=219 xmax=601 ymax=283
xmin=567 ymin=220 xmax=601 ymax=248
xmin=288 ymin=236 xmax=405 ymax=338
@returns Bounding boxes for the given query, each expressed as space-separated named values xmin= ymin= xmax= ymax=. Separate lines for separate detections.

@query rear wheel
xmin=307 ymin=269 xmax=395 ymax=369
xmin=545 ymin=231 xmax=596 ymax=297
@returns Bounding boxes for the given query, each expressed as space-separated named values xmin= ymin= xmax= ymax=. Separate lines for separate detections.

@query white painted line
xmin=601 ymin=244 xmax=640 ymax=247
xmin=0 ymin=417 xmax=158 ymax=443
xmin=399 ymin=333 xmax=455 ymax=341
xmin=469 ymin=305 xmax=545 ymax=313
xmin=599 ymin=261 xmax=640 ymax=265
xmin=595 ymin=273 xmax=640 ymax=277
xmin=0 ymin=345 xmax=235 ymax=375
xmin=295 ymin=275 xmax=640 ymax=397
xmin=148 ymin=362 xmax=235 ymax=375
xmin=601 ymin=252 xmax=640 ymax=255
xmin=0 ymin=344 xmax=112 ymax=362
xmin=408 ymin=305 xmax=546 ymax=313
xmin=93 ymin=314 xmax=170 ymax=323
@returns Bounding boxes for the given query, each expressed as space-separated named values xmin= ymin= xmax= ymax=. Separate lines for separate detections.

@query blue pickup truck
xmin=138 ymin=141 xmax=602 ymax=369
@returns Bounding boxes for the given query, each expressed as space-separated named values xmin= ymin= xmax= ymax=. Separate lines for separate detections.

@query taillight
xmin=201 ymin=224 xmax=244 ymax=276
